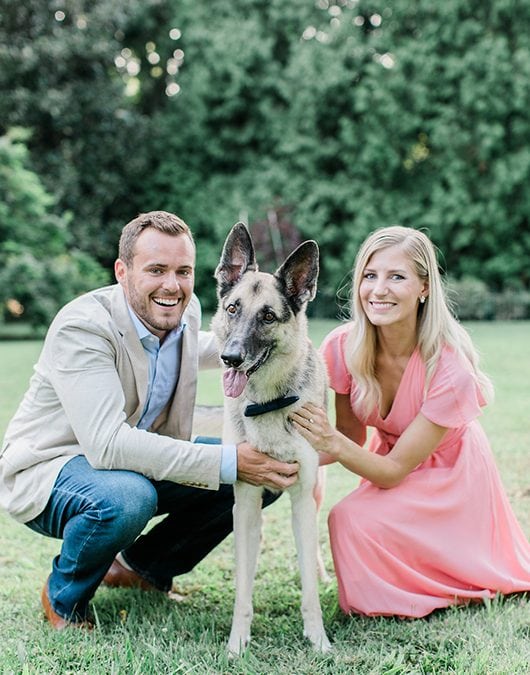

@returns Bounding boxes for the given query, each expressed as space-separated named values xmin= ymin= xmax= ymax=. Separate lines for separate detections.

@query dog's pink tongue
xmin=223 ymin=369 xmax=248 ymax=398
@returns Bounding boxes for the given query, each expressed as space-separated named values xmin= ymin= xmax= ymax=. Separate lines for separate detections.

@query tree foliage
xmin=1 ymin=0 xmax=530 ymax=322
xmin=0 ymin=130 xmax=108 ymax=328
xmin=0 ymin=0 xmax=151 ymax=266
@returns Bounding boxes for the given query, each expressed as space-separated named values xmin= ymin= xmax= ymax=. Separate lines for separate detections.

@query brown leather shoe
xmin=102 ymin=557 xmax=159 ymax=591
xmin=41 ymin=579 xmax=93 ymax=630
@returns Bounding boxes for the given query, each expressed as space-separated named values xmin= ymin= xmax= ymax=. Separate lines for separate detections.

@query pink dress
xmin=322 ymin=324 xmax=530 ymax=617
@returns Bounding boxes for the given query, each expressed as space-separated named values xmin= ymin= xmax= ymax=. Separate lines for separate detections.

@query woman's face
xmin=359 ymin=244 xmax=428 ymax=330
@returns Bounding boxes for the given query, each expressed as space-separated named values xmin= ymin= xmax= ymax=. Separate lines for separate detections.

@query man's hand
xmin=236 ymin=442 xmax=299 ymax=490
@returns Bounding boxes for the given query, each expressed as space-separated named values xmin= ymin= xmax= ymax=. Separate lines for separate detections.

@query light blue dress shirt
xmin=127 ymin=306 xmax=237 ymax=483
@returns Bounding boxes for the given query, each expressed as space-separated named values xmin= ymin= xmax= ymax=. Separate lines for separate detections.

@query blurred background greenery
xmin=1 ymin=0 xmax=530 ymax=332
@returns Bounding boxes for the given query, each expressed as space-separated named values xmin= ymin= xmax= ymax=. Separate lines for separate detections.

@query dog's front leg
xmin=290 ymin=487 xmax=331 ymax=652
xmin=227 ymin=482 xmax=264 ymax=656
xmin=313 ymin=466 xmax=331 ymax=584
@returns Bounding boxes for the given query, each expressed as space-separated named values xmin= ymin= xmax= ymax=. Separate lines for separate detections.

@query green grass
xmin=1 ymin=321 xmax=529 ymax=673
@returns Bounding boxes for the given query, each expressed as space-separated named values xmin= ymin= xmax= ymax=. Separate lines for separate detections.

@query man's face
xmin=115 ymin=229 xmax=195 ymax=340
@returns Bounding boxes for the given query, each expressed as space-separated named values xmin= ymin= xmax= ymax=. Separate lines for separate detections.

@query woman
xmin=291 ymin=225 xmax=530 ymax=617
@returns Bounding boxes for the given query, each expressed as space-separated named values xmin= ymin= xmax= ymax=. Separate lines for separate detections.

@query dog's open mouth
xmin=223 ymin=369 xmax=248 ymax=398
xmin=222 ymin=348 xmax=271 ymax=398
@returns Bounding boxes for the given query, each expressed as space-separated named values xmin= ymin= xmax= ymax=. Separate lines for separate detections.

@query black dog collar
xmin=244 ymin=393 xmax=300 ymax=418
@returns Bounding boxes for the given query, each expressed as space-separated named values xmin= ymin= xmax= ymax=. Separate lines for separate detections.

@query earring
xmin=420 ymin=295 xmax=426 ymax=304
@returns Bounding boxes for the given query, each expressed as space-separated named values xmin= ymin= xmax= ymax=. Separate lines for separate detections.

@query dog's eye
xmin=226 ymin=304 xmax=237 ymax=315
xmin=263 ymin=311 xmax=276 ymax=323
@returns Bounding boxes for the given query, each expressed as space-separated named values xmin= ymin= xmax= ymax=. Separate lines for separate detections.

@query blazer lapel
xmin=160 ymin=295 xmax=201 ymax=440
xmin=110 ymin=285 xmax=149 ymax=425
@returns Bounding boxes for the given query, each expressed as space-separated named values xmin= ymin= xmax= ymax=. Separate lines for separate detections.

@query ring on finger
xmin=309 ymin=418 xmax=314 ymax=424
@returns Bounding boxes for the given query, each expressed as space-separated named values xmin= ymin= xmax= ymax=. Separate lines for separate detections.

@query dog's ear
xmin=215 ymin=222 xmax=258 ymax=296
xmin=275 ymin=241 xmax=319 ymax=312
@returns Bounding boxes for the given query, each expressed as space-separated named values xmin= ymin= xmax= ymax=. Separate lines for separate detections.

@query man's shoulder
xmin=183 ymin=293 xmax=202 ymax=327
xmin=50 ymin=285 xmax=124 ymax=333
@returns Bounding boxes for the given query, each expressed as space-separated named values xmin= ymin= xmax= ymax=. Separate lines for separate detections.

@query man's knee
xmin=87 ymin=472 xmax=158 ymax=541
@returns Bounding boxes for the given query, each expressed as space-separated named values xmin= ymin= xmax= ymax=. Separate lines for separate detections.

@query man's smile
xmin=152 ymin=297 xmax=181 ymax=307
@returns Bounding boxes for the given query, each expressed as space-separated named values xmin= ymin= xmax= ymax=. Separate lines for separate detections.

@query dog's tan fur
xmin=211 ymin=223 xmax=331 ymax=655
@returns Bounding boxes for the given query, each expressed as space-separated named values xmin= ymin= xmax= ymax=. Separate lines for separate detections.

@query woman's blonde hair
xmin=345 ymin=225 xmax=493 ymax=414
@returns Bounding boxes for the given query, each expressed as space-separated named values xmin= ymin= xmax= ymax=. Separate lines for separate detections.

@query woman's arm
xmin=315 ymin=393 xmax=366 ymax=465
xmin=291 ymin=401 xmax=448 ymax=489
xmin=335 ymin=393 xmax=367 ymax=445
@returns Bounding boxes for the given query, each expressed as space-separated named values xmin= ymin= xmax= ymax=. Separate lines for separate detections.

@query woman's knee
xmin=328 ymin=500 xmax=343 ymax=532
xmin=328 ymin=493 xmax=369 ymax=535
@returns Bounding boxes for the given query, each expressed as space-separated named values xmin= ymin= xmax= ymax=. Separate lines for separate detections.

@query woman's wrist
xmin=337 ymin=434 xmax=364 ymax=473
xmin=330 ymin=430 xmax=349 ymax=463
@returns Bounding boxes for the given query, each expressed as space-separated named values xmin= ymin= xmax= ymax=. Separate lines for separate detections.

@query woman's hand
xmin=290 ymin=402 xmax=341 ymax=459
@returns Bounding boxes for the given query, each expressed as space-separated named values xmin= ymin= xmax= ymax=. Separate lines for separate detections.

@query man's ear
xmin=114 ymin=259 xmax=126 ymax=285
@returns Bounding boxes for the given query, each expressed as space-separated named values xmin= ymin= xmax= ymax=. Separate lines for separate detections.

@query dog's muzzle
xmin=221 ymin=351 xmax=244 ymax=369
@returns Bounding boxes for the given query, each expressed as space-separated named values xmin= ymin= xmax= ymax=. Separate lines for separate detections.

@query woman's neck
xmin=376 ymin=327 xmax=418 ymax=360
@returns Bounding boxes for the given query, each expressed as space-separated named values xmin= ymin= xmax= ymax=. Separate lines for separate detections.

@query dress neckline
xmin=377 ymin=347 xmax=419 ymax=421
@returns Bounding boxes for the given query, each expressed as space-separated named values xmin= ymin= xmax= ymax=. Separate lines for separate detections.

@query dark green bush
xmin=446 ymin=277 xmax=530 ymax=321
xmin=492 ymin=290 xmax=530 ymax=320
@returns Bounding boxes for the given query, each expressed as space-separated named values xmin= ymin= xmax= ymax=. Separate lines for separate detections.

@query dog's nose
xmin=221 ymin=352 xmax=244 ymax=368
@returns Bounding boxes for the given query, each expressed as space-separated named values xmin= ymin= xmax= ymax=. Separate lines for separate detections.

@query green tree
xmin=0 ymin=130 xmax=108 ymax=328
xmin=278 ymin=0 xmax=530 ymax=306
xmin=136 ymin=0 xmax=530 ymax=314
xmin=134 ymin=0 xmax=327 ymax=310
xmin=2 ymin=0 xmax=530 ymax=319
xmin=0 ymin=0 xmax=151 ymax=267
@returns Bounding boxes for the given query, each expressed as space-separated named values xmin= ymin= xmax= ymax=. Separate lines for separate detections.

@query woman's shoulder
xmin=319 ymin=322 xmax=354 ymax=394
xmin=433 ymin=344 xmax=475 ymax=383
xmin=421 ymin=344 xmax=485 ymax=427
xmin=319 ymin=322 xmax=353 ymax=350
xmin=319 ymin=322 xmax=355 ymax=366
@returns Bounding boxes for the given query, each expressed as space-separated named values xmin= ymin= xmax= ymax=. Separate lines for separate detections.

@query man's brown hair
xmin=118 ymin=211 xmax=194 ymax=267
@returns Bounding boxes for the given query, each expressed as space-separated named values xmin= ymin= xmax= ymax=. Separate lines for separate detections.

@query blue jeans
xmin=26 ymin=447 xmax=279 ymax=622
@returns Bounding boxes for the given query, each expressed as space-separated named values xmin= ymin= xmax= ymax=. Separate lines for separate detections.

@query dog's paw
xmin=227 ymin=630 xmax=250 ymax=658
xmin=304 ymin=627 xmax=332 ymax=653
xmin=317 ymin=634 xmax=332 ymax=653
xmin=310 ymin=633 xmax=332 ymax=653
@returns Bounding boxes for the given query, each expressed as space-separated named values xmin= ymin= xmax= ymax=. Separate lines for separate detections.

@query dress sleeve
xmin=319 ymin=324 xmax=353 ymax=395
xmin=421 ymin=349 xmax=486 ymax=428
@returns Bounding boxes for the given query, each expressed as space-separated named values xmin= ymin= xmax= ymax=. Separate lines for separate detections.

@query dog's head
xmin=212 ymin=222 xmax=319 ymax=398
xmin=215 ymin=222 xmax=319 ymax=310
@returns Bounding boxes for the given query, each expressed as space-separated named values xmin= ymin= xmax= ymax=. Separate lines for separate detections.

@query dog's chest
xmin=241 ymin=412 xmax=305 ymax=462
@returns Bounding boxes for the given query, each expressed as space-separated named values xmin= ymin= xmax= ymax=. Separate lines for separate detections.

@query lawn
xmin=0 ymin=320 xmax=529 ymax=674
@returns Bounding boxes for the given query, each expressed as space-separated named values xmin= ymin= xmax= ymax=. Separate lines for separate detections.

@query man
xmin=0 ymin=211 xmax=298 ymax=629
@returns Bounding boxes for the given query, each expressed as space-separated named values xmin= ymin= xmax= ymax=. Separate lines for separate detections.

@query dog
xmin=211 ymin=222 xmax=331 ymax=655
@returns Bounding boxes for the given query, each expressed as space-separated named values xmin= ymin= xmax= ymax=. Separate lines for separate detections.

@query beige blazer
xmin=0 ymin=284 xmax=221 ymax=523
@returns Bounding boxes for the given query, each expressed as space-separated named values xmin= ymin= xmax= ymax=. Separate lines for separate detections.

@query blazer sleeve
xmin=47 ymin=317 xmax=221 ymax=490
xmin=198 ymin=330 xmax=221 ymax=369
